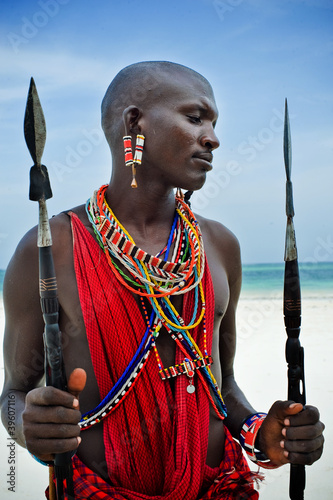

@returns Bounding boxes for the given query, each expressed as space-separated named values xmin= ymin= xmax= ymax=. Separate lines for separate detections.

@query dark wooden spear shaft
xmin=283 ymin=99 xmax=306 ymax=500
xmin=24 ymin=78 xmax=75 ymax=500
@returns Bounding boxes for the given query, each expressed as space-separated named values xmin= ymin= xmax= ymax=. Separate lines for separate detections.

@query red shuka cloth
xmin=64 ymin=213 xmax=259 ymax=499
xmin=67 ymin=426 xmax=260 ymax=500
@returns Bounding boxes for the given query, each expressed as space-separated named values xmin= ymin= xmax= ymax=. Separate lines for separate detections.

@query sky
xmin=0 ymin=0 xmax=332 ymax=268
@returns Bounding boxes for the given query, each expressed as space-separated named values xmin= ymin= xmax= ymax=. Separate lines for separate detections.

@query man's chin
xmin=181 ymin=174 xmax=207 ymax=193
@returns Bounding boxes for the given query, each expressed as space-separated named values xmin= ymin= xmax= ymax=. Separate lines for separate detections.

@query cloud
xmin=0 ymin=47 xmax=115 ymax=102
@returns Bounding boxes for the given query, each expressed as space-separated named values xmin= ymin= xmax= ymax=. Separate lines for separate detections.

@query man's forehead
xmin=153 ymin=71 xmax=217 ymax=112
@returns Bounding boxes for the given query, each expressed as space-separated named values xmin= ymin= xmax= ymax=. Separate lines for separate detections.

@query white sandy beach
xmin=0 ymin=293 xmax=332 ymax=499
xmin=235 ymin=293 xmax=333 ymax=499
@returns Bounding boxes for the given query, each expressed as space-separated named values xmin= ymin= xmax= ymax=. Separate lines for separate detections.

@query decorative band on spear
xmin=283 ymin=98 xmax=306 ymax=500
xmin=24 ymin=78 xmax=75 ymax=500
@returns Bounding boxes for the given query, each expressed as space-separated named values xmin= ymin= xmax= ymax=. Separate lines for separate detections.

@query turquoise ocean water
xmin=240 ymin=261 xmax=333 ymax=299
xmin=0 ymin=262 xmax=332 ymax=301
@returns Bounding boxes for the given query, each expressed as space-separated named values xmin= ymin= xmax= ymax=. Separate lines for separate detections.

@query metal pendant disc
xmin=187 ymin=384 xmax=195 ymax=394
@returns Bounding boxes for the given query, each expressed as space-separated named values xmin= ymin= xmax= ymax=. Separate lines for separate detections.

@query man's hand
xmin=22 ymin=368 xmax=87 ymax=462
xmin=258 ymin=400 xmax=324 ymax=467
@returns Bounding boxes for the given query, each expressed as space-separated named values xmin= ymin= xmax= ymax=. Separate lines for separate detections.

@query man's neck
xmin=104 ymin=180 xmax=178 ymax=255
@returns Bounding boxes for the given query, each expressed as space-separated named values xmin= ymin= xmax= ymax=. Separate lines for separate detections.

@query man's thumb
xmin=269 ymin=400 xmax=304 ymax=421
xmin=67 ymin=368 xmax=87 ymax=399
xmin=283 ymin=401 xmax=304 ymax=417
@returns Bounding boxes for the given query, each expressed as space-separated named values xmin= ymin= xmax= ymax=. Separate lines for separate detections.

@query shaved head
xmin=101 ymin=61 xmax=213 ymax=147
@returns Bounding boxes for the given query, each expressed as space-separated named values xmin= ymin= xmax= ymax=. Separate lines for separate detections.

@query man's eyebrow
xmin=180 ymin=102 xmax=219 ymax=120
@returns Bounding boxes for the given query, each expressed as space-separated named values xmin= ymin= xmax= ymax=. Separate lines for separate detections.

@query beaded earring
xmin=123 ymin=136 xmax=133 ymax=166
xmin=122 ymin=134 xmax=145 ymax=188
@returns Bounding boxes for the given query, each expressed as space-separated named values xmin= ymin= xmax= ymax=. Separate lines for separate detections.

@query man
xmin=1 ymin=62 xmax=324 ymax=499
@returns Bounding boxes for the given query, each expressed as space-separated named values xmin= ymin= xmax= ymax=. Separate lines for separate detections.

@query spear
xmin=283 ymin=99 xmax=306 ymax=500
xmin=24 ymin=78 xmax=74 ymax=500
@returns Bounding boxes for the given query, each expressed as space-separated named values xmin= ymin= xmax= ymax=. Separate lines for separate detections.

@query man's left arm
xmin=218 ymin=260 xmax=258 ymax=437
xmin=218 ymin=231 xmax=324 ymax=467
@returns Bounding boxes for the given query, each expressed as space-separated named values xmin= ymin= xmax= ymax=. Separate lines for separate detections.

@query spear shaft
xmin=24 ymin=78 xmax=74 ymax=500
xmin=283 ymin=99 xmax=306 ymax=500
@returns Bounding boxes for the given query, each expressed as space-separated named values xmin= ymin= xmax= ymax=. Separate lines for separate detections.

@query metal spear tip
xmin=25 ymin=78 xmax=52 ymax=201
xmin=283 ymin=98 xmax=292 ymax=181
xmin=24 ymin=77 xmax=46 ymax=166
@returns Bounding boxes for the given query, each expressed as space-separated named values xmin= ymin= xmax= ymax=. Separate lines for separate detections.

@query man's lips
xmin=192 ymin=152 xmax=213 ymax=170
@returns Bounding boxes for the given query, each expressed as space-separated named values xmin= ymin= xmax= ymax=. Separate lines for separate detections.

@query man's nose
xmin=200 ymin=125 xmax=220 ymax=150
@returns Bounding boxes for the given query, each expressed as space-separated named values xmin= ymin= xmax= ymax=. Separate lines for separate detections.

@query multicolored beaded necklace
xmin=80 ymin=185 xmax=227 ymax=429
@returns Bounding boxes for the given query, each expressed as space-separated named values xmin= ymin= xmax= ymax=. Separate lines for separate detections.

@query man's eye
xmin=187 ymin=115 xmax=202 ymax=124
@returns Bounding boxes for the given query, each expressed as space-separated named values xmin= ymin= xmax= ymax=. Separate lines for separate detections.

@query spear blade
xmin=24 ymin=77 xmax=52 ymax=202
xmin=284 ymin=98 xmax=292 ymax=182
xmin=24 ymin=77 xmax=46 ymax=165
xmin=284 ymin=99 xmax=296 ymax=260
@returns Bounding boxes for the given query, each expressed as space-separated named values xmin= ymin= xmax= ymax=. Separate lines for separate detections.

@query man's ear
xmin=122 ymin=105 xmax=143 ymax=135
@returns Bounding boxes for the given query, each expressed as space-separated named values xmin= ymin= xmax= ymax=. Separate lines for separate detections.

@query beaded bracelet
xmin=239 ymin=413 xmax=278 ymax=469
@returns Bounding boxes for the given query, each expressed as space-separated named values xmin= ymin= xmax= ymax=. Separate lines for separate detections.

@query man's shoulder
xmin=196 ymin=213 xmax=241 ymax=287
xmin=50 ymin=204 xmax=88 ymax=231
xmin=196 ymin=213 xmax=240 ymax=254
xmin=8 ymin=204 xmax=87 ymax=269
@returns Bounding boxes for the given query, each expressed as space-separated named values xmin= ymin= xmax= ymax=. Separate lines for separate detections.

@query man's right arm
xmin=1 ymin=227 xmax=44 ymax=447
xmin=0 ymin=228 xmax=82 ymax=461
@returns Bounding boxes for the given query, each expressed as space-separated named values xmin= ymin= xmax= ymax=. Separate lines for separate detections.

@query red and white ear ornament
xmin=122 ymin=134 xmax=145 ymax=188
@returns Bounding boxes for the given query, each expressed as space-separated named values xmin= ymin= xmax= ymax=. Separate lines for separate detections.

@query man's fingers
xmin=262 ymin=400 xmax=324 ymax=468
xmin=280 ymin=419 xmax=325 ymax=466
xmin=283 ymin=421 xmax=325 ymax=441
xmin=27 ymin=436 xmax=81 ymax=457
xmin=283 ymin=434 xmax=324 ymax=455
xmin=26 ymin=386 xmax=78 ymax=409
xmin=286 ymin=405 xmax=321 ymax=427
xmin=286 ymin=445 xmax=324 ymax=466
xmin=268 ymin=401 xmax=322 ymax=428
xmin=22 ymin=377 xmax=86 ymax=462
xmin=23 ymin=405 xmax=81 ymax=425
xmin=25 ymin=422 xmax=81 ymax=440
